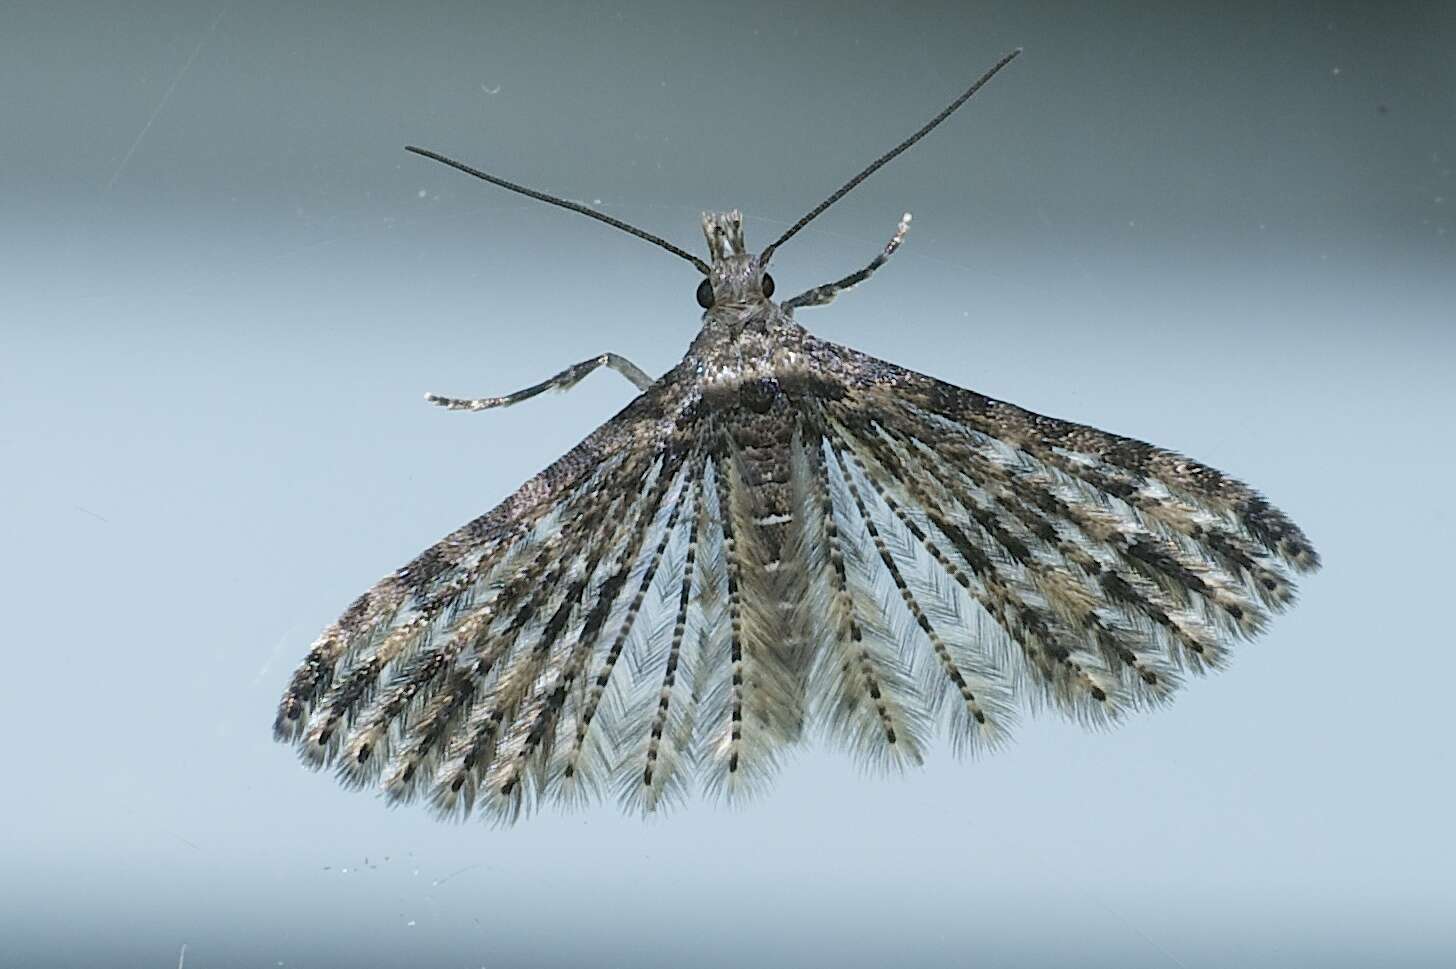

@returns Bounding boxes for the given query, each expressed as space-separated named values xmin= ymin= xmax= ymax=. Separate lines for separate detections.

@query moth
xmin=274 ymin=49 xmax=1319 ymax=823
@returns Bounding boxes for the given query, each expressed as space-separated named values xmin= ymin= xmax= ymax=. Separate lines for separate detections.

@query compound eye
xmin=760 ymin=273 xmax=775 ymax=298
xmin=695 ymin=278 xmax=715 ymax=309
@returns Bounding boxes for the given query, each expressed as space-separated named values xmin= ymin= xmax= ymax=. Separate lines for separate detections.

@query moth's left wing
xmin=272 ymin=365 xmax=712 ymax=821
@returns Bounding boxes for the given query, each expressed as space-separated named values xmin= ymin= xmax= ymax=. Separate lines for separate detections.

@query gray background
xmin=4 ymin=2 xmax=1454 ymax=967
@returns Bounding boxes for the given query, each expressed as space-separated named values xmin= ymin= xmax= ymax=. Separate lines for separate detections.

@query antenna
xmin=404 ymin=146 xmax=712 ymax=274
xmin=759 ymin=48 xmax=1022 ymax=266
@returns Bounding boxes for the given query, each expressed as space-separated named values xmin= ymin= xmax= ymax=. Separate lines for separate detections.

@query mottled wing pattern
xmin=813 ymin=336 xmax=1319 ymax=728
xmin=272 ymin=365 xmax=707 ymax=821
xmin=275 ymin=336 xmax=1317 ymax=823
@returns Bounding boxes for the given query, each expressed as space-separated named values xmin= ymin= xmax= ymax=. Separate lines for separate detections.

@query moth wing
xmin=272 ymin=367 xmax=712 ymax=818
xmin=806 ymin=336 xmax=1317 ymax=726
xmin=276 ymin=333 xmax=1320 ymax=824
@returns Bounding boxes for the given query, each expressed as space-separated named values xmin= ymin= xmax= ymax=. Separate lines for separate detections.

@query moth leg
xmin=781 ymin=212 xmax=912 ymax=311
xmin=425 ymin=352 xmax=655 ymax=411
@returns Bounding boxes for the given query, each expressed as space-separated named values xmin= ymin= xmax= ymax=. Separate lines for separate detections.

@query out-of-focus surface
xmin=4 ymin=2 xmax=1453 ymax=966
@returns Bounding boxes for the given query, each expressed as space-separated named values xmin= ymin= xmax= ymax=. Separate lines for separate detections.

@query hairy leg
xmin=425 ymin=353 xmax=655 ymax=412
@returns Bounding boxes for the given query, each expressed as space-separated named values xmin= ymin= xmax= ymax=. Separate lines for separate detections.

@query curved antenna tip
xmin=401 ymin=145 xmax=711 ymax=273
xmin=761 ymin=49 xmax=1023 ymax=262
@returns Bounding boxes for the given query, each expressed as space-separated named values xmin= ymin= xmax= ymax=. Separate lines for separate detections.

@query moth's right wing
xmin=806 ymin=335 xmax=1319 ymax=728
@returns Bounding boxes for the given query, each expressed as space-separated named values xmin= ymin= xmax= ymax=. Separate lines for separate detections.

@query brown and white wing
xmin=272 ymin=366 xmax=714 ymax=822
xmin=807 ymin=336 xmax=1319 ymax=733
xmin=275 ymin=340 xmax=1319 ymax=824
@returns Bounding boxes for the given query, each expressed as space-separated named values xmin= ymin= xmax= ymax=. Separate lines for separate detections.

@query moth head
xmin=696 ymin=210 xmax=775 ymax=310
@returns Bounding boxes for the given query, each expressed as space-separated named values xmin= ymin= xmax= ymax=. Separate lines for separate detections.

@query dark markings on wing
xmin=275 ymin=335 xmax=1317 ymax=822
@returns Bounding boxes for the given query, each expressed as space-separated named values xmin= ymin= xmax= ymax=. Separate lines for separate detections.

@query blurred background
xmin=3 ymin=2 xmax=1453 ymax=966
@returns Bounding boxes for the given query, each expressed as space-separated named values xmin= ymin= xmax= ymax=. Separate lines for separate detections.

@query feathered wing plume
xmin=815 ymin=337 xmax=1318 ymax=724
xmin=274 ymin=334 xmax=1318 ymax=823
